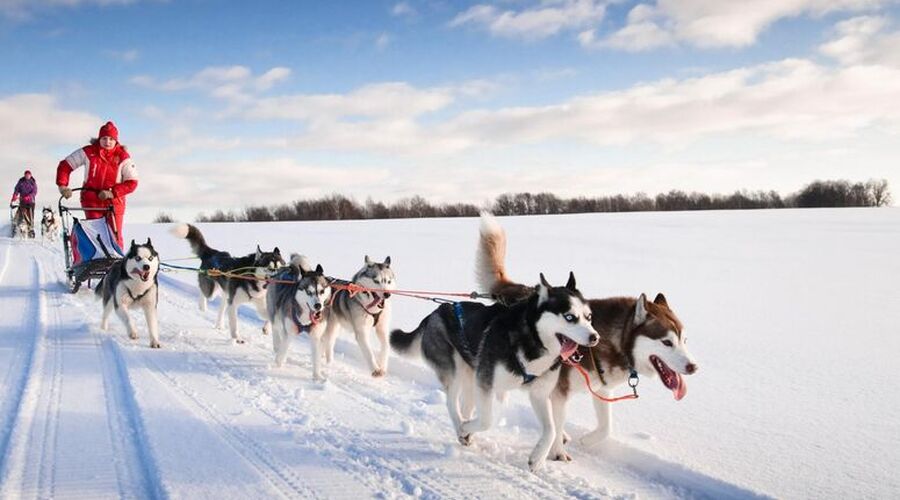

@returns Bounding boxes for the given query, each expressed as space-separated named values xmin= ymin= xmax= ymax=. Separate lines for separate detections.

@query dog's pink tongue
xmin=559 ymin=338 xmax=578 ymax=360
xmin=673 ymin=373 xmax=687 ymax=401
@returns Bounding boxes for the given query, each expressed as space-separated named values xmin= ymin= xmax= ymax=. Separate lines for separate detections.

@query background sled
xmin=59 ymin=188 xmax=123 ymax=293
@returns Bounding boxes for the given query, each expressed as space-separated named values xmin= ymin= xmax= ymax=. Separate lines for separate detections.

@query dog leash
xmin=563 ymin=351 xmax=640 ymax=403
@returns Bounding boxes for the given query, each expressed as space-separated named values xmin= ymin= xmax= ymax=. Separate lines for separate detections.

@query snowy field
xmin=0 ymin=208 xmax=897 ymax=499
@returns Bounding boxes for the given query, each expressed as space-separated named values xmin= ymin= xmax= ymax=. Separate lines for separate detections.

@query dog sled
xmin=9 ymin=203 xmax=35 ymax=239
xmin=59 ymin=188 xmax=123 ymax=293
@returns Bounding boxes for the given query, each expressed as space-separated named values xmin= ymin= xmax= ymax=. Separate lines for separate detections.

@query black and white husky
xmin=390 ymin=272 xmax=600 ymax=472
xmin=97 ymin=239 xmax=161 ymax=349
xmin=268 ymin=255 xmax=333 ymax=380
xmin=322 ymin=256 xmax=396 ymax=378
xmin=172 ymin=223 xmax=284 ymax=344
xmin=40 ymin=207 xmax=60 ymax=242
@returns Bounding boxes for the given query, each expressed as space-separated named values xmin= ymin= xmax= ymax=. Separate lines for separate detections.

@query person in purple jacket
xmin=10 ymin=169 xmax=37 ymax=237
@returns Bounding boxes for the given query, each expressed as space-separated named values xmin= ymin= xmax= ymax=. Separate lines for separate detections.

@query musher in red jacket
xmin=56 ymin=121 xmax=138 ymax=248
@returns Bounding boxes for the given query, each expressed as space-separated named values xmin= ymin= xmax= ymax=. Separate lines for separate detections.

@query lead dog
xmin=476 ymin=213 xmax=698 ymax=461
xmin=173 ymin=223 xmax=284 ymax=344
xmin=97 ymin=239 xmax=161 ymax=348
xmin=391 ymin=272 xmax=599 ymax=472
xmin=268 ymin=255 xmax=333 ymax=380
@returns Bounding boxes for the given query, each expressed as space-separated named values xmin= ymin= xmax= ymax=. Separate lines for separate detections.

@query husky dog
xmin=40 ymin=207 xmax=60 ymax=242
xmin=391 ymin=272 xmax=600 ymax=472
xmin=268 ymin=255 xmax=333 ymax=380
xmin=172 ymin=223 xmax=284 ymax=344
xmin=11 ymin=207 xmax=32 ymax=239
xmin=97 ymin=239 xmax=161 ymax=348
xmin=322 ymin=256 xmax=396 ymax=378
xmin=476 ymin=213 xmax=698 ymax=460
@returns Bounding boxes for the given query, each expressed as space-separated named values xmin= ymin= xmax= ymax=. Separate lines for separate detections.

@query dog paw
xmin=562 ymin=431 xmax=571 ymax=445
xmin=313 ymin=373 xmax=327 ymax=383
xmin=458 ymin=433 xmax=473 ymax=446
xmin=150 ymin=341 xmax=161 ymax=349
xmin=262 ymin=325 xmax=271 ymax=335
xmin=129 ymin=332 xmax=138 ymax=340
xmin=550 ymin=450 xmax=572 ymax=462
xmin=234 ymin=338 xmax=246 ymax=345
xmin=371 ymin=368 xmax=385 ymax=378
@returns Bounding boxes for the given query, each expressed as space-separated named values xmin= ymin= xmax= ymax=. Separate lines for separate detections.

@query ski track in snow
xmin=0 ymin=237 xmax=771 ymax=499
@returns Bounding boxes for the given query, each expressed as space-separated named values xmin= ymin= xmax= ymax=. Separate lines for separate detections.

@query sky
xmin=2 ymin=0 xmax=899 ymax=222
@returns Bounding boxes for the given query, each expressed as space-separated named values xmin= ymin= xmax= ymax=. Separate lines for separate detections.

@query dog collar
xmin=290 ymin=301 xmax=320 ymax=335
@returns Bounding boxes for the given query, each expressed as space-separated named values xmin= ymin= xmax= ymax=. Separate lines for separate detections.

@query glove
xmin=59 ymin=186 xmax=72 ymax=199
xmin=98 ymin=190 xmax=114 ymax=201
xmin=9 ymin=203 xmax=14 ymax=209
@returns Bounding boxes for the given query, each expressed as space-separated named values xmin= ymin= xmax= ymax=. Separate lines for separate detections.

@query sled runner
xmin=59 ymin=188 xmax=123 ymax=293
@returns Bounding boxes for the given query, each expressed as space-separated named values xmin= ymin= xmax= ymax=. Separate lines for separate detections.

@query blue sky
xmin=2 ymin=0 xmax=899 ymax=221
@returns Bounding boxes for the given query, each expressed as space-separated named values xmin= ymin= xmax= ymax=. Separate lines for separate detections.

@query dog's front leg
xmin=444 ymin=375 xmax=464 ymax=437
xmin=527 ymin=389 xmax=557 ymax=473
xmin=273 ymin=321 xmax=291 ymax=368
xmin=143 ymin=302 xmax=161 ymax=349
xmin=374 ymin=307 xmax=391 ymax=375
xmin=548 ymin=388 xmax=571 ymax=462
xmin=227 ymin=301 xmax=244 ymax=344
xmin=115 ymin=300 xmax=139 ymax=340
xmin=323 ymin=319 xmax=339 ymax=365
xmin=459 ymin=385 xmax=493 ymax=445
xmin=459 ymin=366 xmax=476 ymax=420
xmin=253 ymin=297 xmax=271 ymax=335
xmin=581 ymin=390 xmax=613 ymax=447
xmin=310 ymin=330 xmax=327 ymax=382
xmin=352 ymin=315 xmax=381 ymax=377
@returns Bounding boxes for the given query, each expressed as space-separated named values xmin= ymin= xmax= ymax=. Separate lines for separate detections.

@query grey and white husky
xmin=172 ymin=223 xmax=284 ymax=344
xmin=268 ymin=255 xmax=333 ymax=380
xmin=476 ymin=213 xmax=699 ymax=460
xmin=322 ymin=256 xmax=396 ymax=378
xmin=97 ymin=239 xmax=161 ymax=349
xmin=40 ymin=207 xmax=60 ymax=242
xmin=390 ymin=271 xmax=600 ymax=472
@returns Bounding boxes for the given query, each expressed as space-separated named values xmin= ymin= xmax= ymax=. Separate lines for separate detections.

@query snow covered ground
xmin=0 ymin=208 xmax=896 ymax=499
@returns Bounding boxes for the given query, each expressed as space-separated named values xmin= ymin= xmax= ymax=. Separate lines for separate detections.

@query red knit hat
xmin=98 ymin=121 xmax=119 ymax=141
xmin=24 ymin=170 xmax=31 ymax=176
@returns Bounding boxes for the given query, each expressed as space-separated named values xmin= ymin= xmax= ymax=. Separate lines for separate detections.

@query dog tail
xmin=389 ymin=320 xmax=427 ymax=359
xmin=289 ymin=253 xmax=313 ymax=274
xmin=476 ymin=212 xmax=510 ymax=294
xmin=171 ymin=223 xmax=215 ymax=259
xmin=476 ymin=212 xmax=535 ymax=304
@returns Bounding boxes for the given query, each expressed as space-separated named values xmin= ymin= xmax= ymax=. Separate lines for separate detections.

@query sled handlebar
xmin=58 ymin=188 xmax=114 ymax=214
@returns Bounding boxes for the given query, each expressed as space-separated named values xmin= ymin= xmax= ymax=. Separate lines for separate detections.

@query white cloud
xmin=450 ymin=0 xmax=608 ymax=40
xmin=391 ymin=1 xmax=415 ymax=17
xmin=375 ymin=32 xmax=392 ymax=51
xmin=0 ymin=0 xmax=136 ymax=19
xmin=131 ymin=65 xmax=292 ymax=108
xmin=104 ymin=49 xmax=139 ymax=62
xmin=591 ymin=0 xmax=895 ymax=51
xmin=820 ymin=15 xmax=900 ymax=66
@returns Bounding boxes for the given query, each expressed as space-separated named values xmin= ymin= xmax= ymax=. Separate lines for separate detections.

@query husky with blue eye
xmin=97 ymin=239 xmax=161 ymax=349
xmin=172 ymin=223 xmax=284 ymax=344
xmin=268 ymin=255 xmax=332 ymax=380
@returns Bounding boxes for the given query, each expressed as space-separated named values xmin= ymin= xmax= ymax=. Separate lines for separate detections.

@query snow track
xmin=0 ymin=236 xmax=773 ymax=498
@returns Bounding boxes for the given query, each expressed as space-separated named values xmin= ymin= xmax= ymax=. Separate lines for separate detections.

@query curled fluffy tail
xmin=476 ymin=212 xmax=511 ymax=294
xmin=170 ymin=223 xmax=213 ymax=259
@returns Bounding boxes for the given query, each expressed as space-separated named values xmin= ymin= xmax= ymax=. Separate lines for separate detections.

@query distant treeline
xmin=153 ymin=178 xmax=891 ymax=223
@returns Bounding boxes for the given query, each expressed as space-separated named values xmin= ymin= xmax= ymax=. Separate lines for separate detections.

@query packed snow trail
xmin=0 ymin=237 xmax=769 ymax=498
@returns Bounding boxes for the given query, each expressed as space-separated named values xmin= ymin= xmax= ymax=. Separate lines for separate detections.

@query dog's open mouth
xmin=651 ymin=355 xmax=686 ymax=400
xmin=131 ymin=269 xmax=151 ymax=282
xmin=556 ymin=333 xmax=579 ymax=360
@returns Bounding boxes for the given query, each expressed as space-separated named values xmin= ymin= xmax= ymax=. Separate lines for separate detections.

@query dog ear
xmin=274 ymin=247 xmax=281 ymax=256
xmin=315 ymin=264 xmax=324 ymax=275
xmin=634 ymin=293 xmax=648 ymax=324
xmin=537 ymin=273 xmax=550 ymax=305
xmin=255 ymin=245 xmax=262 ymax=258
xmin=384 ymin=256 xmax=391 ymax=267
xmin=565 ymin=271 xmax=576 ymax=291
xmin=145 ymin=237 xmax=152 ymax=247
xmin=653 ymin=293 xmax=668 ymax=307
xmin=130 ymin=239 xmax=136 ymax=248
xmin=365 ymin=255 xmax=374 ymax=266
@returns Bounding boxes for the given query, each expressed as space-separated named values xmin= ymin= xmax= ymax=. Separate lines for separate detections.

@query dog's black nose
xmin=588 ymin=334 xmax=599 ymax=345
xmin=314 ymin=303 xmax=322 ymax=311
xmin=685 ymin=363 xmax=698 ymax=375
xmin=383 ymin=292 xmax=391 ymax=299
xmin=142 ymin=264 xmax=150 ymax=271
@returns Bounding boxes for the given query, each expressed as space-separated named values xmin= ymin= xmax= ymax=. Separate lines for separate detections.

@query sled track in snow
xmin=0 ymin=259 xmax=47 ymax=494
xmin=157 ymin=279 xmax=608 ymax=499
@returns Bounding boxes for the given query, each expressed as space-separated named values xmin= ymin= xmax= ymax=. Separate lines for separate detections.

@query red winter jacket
xmin=56 ymin=143 xmax=138 ymax=214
